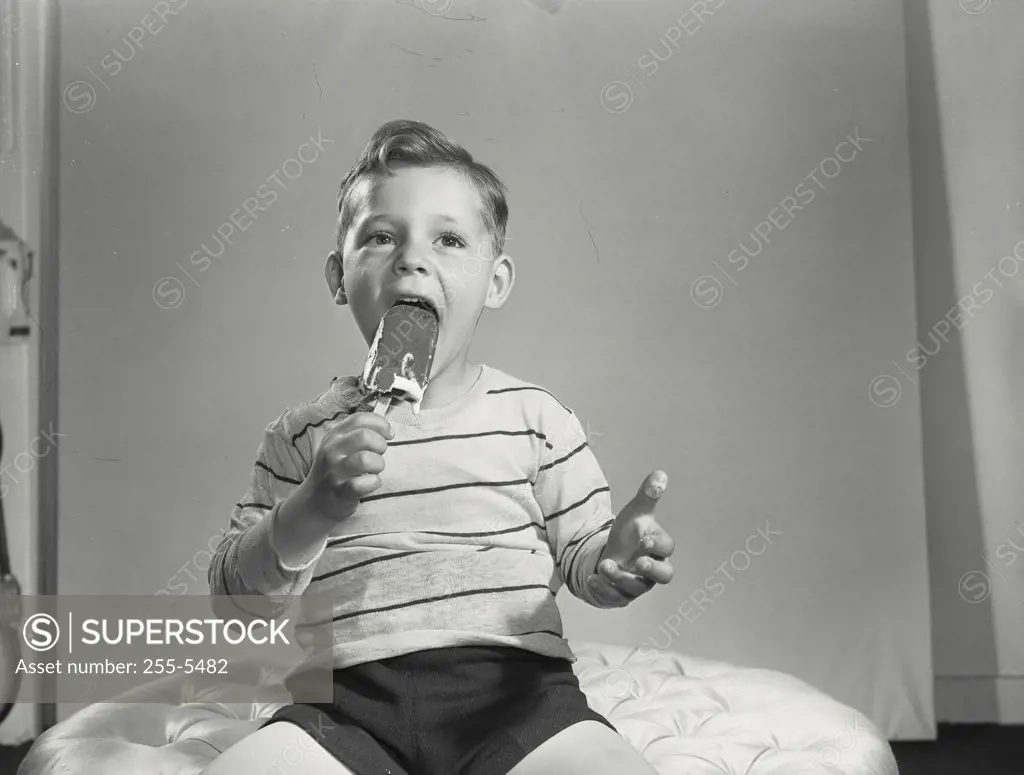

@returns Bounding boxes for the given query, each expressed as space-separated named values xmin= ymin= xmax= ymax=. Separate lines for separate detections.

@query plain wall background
xmin=55 ymin=0 xmax=933 ymax=736
xmin=904 ymin=0 xmax=1024 ymax=723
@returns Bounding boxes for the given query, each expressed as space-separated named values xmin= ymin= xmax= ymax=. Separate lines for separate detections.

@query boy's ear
xmin=325 ymin=250 xmax=347 ymax=305
xmin=483 ymin=253 xmax=515 ymax=310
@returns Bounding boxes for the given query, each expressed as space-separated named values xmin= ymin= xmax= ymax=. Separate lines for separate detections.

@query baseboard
xmin=935 ymin=676 xmax=1024 ymax=723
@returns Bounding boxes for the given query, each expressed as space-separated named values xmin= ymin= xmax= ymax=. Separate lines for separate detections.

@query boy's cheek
xmin=440 ymin=266 xmax=489 ymax=305
xmin=343 ymin=259 xmax=378 ymax=295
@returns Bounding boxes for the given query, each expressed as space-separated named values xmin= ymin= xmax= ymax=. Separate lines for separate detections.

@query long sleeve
xmin=208 ymin=418 xmax=325 ymax=614
xmin=533 ymin=408 xmax=616 ymax=608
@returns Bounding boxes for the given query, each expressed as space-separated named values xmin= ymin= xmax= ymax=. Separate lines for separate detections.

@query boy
xmin=207 ymin=119 xmax=675 ymax=775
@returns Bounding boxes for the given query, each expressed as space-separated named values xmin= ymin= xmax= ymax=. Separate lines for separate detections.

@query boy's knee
xmin=202 ymin=722 xmax=355 ymax=775
xmin=508 ymin=720 xmax=656 ymax=775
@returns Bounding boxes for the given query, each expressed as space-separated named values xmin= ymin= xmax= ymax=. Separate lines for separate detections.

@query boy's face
xmin=331 ymin=164 xmax=513 ymax=381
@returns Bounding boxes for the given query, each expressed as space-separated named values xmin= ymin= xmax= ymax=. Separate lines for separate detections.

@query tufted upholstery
xmin=571 ymin=643 xmax=897 ymax=774
xmin=18 ymin=642 xmax=897 ymax=775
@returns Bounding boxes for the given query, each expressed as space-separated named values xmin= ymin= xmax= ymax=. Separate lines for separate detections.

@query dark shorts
xmin=264 ymin=645 xmax=616 ymax=775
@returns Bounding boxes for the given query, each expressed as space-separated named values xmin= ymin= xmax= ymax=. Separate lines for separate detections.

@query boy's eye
xmin=367 ymin=232 xmax=394 ymax=247
xmin=437 ymin=231 xmax=466 ymax=249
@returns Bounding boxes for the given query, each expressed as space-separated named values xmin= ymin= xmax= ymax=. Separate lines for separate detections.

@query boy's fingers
xmin=338 ymin=450 xmax=385 ymax=477
xmin=343 ymin=473 xmax=382 ymax=499
xmin=333 ymin=412 xmax=394 ymax=439
xmin=597 ymin=560 xmax=653 ymax=599
xmin=332 ymin=428 xmax=389 ymax=456
xmin=321 ymin=420 xmax=393 ymax=458
xmin=587 ymin=574 xmax=631 ymax=607
xmin=641 ymin=526 xmax=675 ymax=559
xmin=630 ymin=525 xmax=675 ymax=566
xmin=632 ymin=557 xmax=674 ymax=585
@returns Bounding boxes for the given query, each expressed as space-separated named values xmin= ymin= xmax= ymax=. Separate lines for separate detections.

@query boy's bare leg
xmin=201 ymin=722 xmax=356 ymax=775
xmin=508 ymin=720 xmax=658 ymax=775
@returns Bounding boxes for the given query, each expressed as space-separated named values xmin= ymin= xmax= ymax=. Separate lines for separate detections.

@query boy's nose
xmin=394 ymin=246 xmax=430 ymax=276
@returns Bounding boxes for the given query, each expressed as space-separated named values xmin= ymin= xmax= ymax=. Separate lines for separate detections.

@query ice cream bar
xmin=360 ymin=300 xmax=439 ymax=415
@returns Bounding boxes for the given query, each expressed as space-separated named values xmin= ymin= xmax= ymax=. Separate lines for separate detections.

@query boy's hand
xmin=588 ymin=471 xmax=674 ymax=608
xmin=296 ymin=413 xmax=393 ymax=524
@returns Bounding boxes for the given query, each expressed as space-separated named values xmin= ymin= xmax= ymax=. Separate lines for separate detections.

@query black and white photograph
xmin=0 ymin=0 xmax=1020 ymax=772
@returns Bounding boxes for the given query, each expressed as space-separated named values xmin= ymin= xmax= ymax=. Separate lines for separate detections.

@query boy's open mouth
xmin=397 ymin=296 xmax=439 ymax=319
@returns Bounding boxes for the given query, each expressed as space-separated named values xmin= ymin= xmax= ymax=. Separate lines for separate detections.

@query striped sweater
xmin=209 ymin=364 xmax=615 ymax=669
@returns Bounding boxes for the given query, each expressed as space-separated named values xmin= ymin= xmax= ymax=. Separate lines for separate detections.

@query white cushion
xmin=572 ymin=642 xmax=897 ymax=774
xmin=18 ymin=643 xmax=897 ymax=775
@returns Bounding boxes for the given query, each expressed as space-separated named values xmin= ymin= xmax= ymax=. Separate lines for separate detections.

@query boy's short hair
xmin=336 ymin=119 xmax=509 ymax=257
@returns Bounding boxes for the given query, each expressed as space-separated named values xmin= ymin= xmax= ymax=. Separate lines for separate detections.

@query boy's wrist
xmin=281 ymin=482 xmax=341 ymax=531
xmin=271 ymin=493 xmax=334 ymax=570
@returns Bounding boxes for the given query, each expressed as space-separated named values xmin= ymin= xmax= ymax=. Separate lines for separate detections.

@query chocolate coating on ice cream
xmin=360 ymin=301 xmax=440 ymax=412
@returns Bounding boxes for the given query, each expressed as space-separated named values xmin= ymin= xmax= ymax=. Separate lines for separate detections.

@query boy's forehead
xmin=350 ymin=166 xmax=484 ymax=219
xmin=373 ymin=165 xmax=483 ymax=207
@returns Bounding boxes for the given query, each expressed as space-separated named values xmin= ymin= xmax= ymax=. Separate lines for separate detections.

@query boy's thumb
xmin=624 ymin=470 xmax=668 ymax=515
